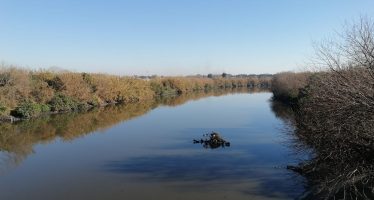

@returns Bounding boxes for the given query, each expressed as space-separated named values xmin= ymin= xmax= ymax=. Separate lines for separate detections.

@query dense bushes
xmin=271 ymin=72 xmax=310 ymax=104
xmin=293 ymin=68 xmax=374 ymax=199
xmin=149 ymin=76 xmax=271 ymax=97
xmin=0 ymin=67 xmax=271 ymax=119
xmin=48 ymin=94 xmax=80 ymax=112
xmin=12 ymin=101 xmax=50 ymax=118
xmin=274 ymin=71 xmax=374 ymax=199
xmin=273 ymin=18 xmax=374 ymax=199
xmin=0 ymin=68 xmax=31 ymax=110
xmin=149 ymin=77 xmax=216 ymax=96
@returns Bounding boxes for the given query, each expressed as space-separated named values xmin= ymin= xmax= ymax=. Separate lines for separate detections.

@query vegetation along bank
xmin=0 ymin=69 xmax=271 ymax=122
xmin=271 ymin=18 xmax=374 ymax=199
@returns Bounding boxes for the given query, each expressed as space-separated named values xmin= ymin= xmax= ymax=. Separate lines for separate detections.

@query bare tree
xmin=289 ymin=17 xmax=374 ymax=199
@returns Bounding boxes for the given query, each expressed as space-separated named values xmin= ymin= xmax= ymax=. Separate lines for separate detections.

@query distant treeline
xmin=134 ymin=73 xmax=273 ymax=80
xmin=0 ymin=67 xmax=271 ymax=120
xmin=272 ymin=18 xmax=374 ymax=199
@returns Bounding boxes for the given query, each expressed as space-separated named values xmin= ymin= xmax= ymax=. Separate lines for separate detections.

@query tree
xmin=292 ymin=17 xmax=374 ymax=199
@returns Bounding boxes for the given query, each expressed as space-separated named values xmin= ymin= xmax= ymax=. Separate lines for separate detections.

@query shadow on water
xmin=103 ymin=148 xmax=302 ymax=199
xmin=0 ymin=88 xmax=262 ymax=172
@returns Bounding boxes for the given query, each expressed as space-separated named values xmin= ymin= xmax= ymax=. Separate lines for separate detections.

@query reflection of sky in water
xmin=0 ymin=92 xmax=305 ymax=200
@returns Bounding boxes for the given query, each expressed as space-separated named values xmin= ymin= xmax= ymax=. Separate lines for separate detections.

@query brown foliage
xmin=0 ymin=67 xmax=32 ymax=110
xmin=285 ymin=17 xmax=374 ymax=199
xmin=57 ymin=73 xmax=92 ymax=102
xmin=0 ymin=66 xmax=271 ymax=118
xmin=271 ymin=72 xmax=310 ymax=103
xmin=30 ymin=78 xmax=54 ymax=104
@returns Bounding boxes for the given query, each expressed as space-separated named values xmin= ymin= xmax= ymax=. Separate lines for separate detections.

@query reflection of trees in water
xmin=0 ymin=152 xmax=28 ymax=175
xmin=157 ymin=87 xmax=266 ymax=107
xmin=0 ymin=88 xmax=261 ymax=171
xmin=270 ymin=100 xmax=295 ymax=124
xmin=0 ymin=101 xmax=159 ymax=172
xmin=271 ymin=100 xmax=374 ymax=200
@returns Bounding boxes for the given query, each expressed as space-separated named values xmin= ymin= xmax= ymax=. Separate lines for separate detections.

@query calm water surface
xmin=0 ymin=90 xmax=304 ymax=200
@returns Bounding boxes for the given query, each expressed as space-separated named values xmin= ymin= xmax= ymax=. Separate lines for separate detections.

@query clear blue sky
xmin=1 ymin=0 xmax=373 ymax=75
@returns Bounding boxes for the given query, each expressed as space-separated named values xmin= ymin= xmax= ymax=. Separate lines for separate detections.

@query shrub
xmin=0 ymin=72 xmax=11 ymax=86
xmin=285 ymin=18 xmax=374 ymax=199
xmin=48 ymin=94 xmax=79 ymax=112
xmin=149 ymin=79 xmax=178 ymax=96
xmin=150 ymin=80 xmax=165 ymax=96
xmin=47 ymin=76 xmax=65 ymax=91
xmin=30 ymin=77 xmax=55 ymax=103
xmin=0 ymin=102 xmax=7 ymax=115
xmin=57 ymin=73 xmax=92 ymax=101
xmin=12 ymin=101 xmax=50 ymax=118
xmin=0 ymin=67 xmax=32 ymax=108
xmin=77 ymin=103 xmax=91 ymax=112
xmin=82 ymin=73 xmax=97 ymax=92
xmin=271 ymin=72 xmax=310 ymax=104
xmin=87 ymin=96 xmax=101 ymax=107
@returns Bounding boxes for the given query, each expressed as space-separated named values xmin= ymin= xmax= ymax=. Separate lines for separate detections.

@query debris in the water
xmin=193 ymin=131 xmax=230 ymax=149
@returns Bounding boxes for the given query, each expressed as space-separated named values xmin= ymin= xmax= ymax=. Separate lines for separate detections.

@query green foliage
xmin=204 ymin=83 xmax=213 ymax=91
xmin=150 ymin=81 xmax=163 ymax=96
xmin=150 ymin=81 xmax=177 ymax=96
xmin=87 ymin=96 xmax=100 ymax=107
xmin=82 ymin=73 xmax=97 ymax=92
xmin=82 ymin=73 xmax=92 ymax=84
xmin=48 ymin=94 xmax=79 ymax=112
xmin=77 ymin=103 xmax=91 ymax=112
xmin=0 ymin=102 xmax=7 ymax=115
xmin=39 ymin=104 xmax=50 ymax=113
xmin=12 ymin=101 xmax=50 ymax=118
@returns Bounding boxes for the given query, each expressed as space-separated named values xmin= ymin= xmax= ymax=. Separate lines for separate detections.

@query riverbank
xmin=0 ymin=67 xmax=271 ymax=122
xmin=271 ymin=69 xmax=374 ymax=198
xmin=270 ymin=19 xmax=374 ymax=198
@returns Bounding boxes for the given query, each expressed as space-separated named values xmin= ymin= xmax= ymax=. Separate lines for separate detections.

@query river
xmin=0 ymin=89 xmax=305 ymax=200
